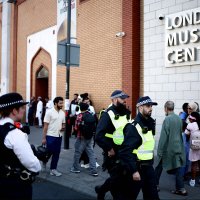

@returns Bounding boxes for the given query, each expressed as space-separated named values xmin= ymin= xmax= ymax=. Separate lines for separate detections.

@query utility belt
xmin=102 ymin=152 xmax=119 ymax=172
xmin=0 ymin=165 xmax=37 ymax=183
xmin=137 ymin=159 xmax=154 ymax=168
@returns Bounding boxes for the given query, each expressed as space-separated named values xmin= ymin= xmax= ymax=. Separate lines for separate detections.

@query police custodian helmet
xmin=31 ymin=144 xmax=50 ymax=163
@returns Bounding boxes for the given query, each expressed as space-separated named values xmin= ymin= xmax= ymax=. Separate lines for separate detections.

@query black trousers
xmin=138 ymin=165 xmax=160 ymax=200
xmin=155 ymin=160 xmax=163 ymax=186
xmin=28 ymin=110 xmax=34 ymax=126
xmin=0 ymin=177 xmax=32 ymax=200
xmin=99 ymin=164 xmax=141 ymax=200
xmin=79 ymin=150 xmax=89 ymax=164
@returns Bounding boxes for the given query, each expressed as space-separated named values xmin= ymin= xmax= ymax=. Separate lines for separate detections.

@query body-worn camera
xmin=142 ymin=126 xmax=148 ymax=134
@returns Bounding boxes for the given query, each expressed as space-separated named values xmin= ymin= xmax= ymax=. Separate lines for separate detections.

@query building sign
xmin=57 ymin=0 xmax=77 ymax=44
xmin=165 ymin=8 xmax=200 ymax=67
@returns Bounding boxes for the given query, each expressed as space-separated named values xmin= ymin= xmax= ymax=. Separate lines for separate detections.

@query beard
xmin=142 ymin=110 xmax=152 ymax=118
xmin=115 ymin=101 xmax=127 ymax=113
xmin=57 ymin=105 xmax=63 ymax=110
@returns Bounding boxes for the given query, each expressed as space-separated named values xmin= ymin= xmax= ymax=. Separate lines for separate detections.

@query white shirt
xmin=0 ymin=117 xmax=41 ymax=173
xmin=46 ymin=100 xmax=53 ymax=109
xmin=44 ymin=107 xmax=65 ymax=137
xmin=36 ymin=100 xmax=43 ymax=117
xmin=71 ymin=104 xmax=77 ymax=116
xmin=89 ymin=105 xmax=95 ymax=115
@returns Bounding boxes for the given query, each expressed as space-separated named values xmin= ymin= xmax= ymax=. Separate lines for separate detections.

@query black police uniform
xmin=118 ymin=112 xmax=159 ymax=200
xmin=95 ymin=104 xmax=131 ymax=200
xmin=0 ymin=123 xmax=35 ymax=200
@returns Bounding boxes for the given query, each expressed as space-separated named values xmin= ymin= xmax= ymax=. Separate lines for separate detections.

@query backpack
xmin=190 ymin=131 xmax=200 ymax=150
xmin=80 ymin=111 xmax=96 ymax=139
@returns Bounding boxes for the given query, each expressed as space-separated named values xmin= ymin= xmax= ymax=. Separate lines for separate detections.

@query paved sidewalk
xmin=29 ymin=126 xmax=200 ymax=200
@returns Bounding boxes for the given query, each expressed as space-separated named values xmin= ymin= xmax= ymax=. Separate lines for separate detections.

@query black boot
xmin=95 ymin=185 xmax=105 ymax=200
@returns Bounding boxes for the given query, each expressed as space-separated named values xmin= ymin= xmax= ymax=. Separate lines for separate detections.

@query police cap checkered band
xmin=136 ymin=96 xmax=158 ymax=107
xmin=110 ymin=90 xmax=129 ymax=99
xmin=0 ymin=92 xmax=29 ymax=110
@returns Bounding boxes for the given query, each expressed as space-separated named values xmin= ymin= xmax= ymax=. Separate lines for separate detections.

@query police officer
xmin=0 ymin=93 xmax=41 ymax=200
xmin=118 ymin=96 xmax=160 ymax=200
xmin=95 ymin=90 xmax=131 ymax=200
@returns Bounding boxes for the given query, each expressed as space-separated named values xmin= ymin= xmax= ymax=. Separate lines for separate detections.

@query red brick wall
xmin=122 ymin=0 xmax=140 ymax=115
xmin=12 ymin=0 xmax=140 ymax=115
xmin=71 ymin=0 xmax=123 ymax=112
xmin=17 ymin=0 xmax=56 ymax=97
xmin=0 ymin=5 xmax=2 ymax=86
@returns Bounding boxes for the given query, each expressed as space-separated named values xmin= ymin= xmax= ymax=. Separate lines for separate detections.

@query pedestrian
xmin=179 ymin=103 xmax=190 ymax=180
xmin=0 ymin=92 xmax=41 ymax=200
xmin=70 ymin=102 xmax=98 ymax=176
xmin=185 ymin=112 xmax=200 ymax=187
xmin=187 ymin=102 xmax=198 ymax=121
xmin=179 ymin=102 xmax=189 ymax=124
xmin=80 ymin=97 xmax=100 ymax=169
xmin=181 ymin=102 xmax=199 ymax=179
xmin=118 ymin=96 xmax=159 ymax=200
xmin=69 ymin=93 xmax=79 ymax=136
xmin=42 ymin=97 xmax=53 ymax=124
xmin=36 ymin=96 xmax=43 ymax=128
xmin=45 ymin=97 xmax=53 ymax=110
xmin=42 ymin=96 xmax=65 ymax=176
xmin=28 ymin=96 xmax=37 ymax=126
xmin=155 ymin=101 xmax=187 ymax=196
xmin=95 ymin=90 xmax=131 ymax=200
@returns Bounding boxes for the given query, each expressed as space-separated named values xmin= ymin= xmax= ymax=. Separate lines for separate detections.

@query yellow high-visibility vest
xmin=105 ymin=110 xmax=130 ymax=145
xmin=132 ymin=123 xmax=155 ymax=160
xmin=98 ymin=109 xmax=105 ymax=119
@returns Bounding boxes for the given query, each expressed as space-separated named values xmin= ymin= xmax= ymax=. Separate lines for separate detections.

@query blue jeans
xmin=175 ymin=167 xmax=185 ymax=190
xmin=180 ymin=133 xmax=190 ymax=176
xmin=46 ymin=136 xmax=62 ymax=170
xmin=72 ymin=137 xmax=97 ymax=173
xmin=155 ymin=160 xmax=185 ymax=190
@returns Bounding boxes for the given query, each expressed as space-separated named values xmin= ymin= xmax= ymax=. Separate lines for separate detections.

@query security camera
xmin=115 ymin=32 xmax=126 ymax=37
xmin=159 ymin=14 xmax=164 ymax=20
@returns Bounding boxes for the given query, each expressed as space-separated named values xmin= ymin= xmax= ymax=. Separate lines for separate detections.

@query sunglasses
xmin=187 ymin=107 xmax=192 ymax=110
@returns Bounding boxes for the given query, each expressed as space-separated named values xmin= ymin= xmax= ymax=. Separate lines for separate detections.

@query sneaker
xmin=50 ymin=169 xmax=62 ymax=177
xmin=91 ymin=172 xmax=98 ymax=177
xmin=81 ymin=164 xmax=90 ymax=169
xmin=84 ymin=163 xmax=90 ymax=168
xmin=81 ymin=164 xmax=85 ymax=168
xmin=70 ymin=167 xmax=80 ymax=173
xmin=171 ymin=189 xmax=188 ymax=196
xmin=189 ymin=179 xmax=195 ymax=187
xmin=96 ymin=162 xmax=100 ymax=168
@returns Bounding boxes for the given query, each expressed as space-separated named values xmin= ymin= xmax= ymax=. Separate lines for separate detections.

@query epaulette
xmin=131 ymin=119 xmax=138 ymax=126
xmin=0 ymin=123 xmax=16 ymax=143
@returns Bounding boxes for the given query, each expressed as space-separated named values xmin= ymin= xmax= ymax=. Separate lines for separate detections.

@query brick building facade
xmin=0 ymin=0 xmax=140 ymax=116
xmin=0 ymin=0 xmax=200 ymax=134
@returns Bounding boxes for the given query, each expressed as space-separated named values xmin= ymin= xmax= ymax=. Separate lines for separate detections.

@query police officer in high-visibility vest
xmin=95 ymin=90 xmax=131 ymax=200
xmin=118 ymin=96 xmax=160 ymax=200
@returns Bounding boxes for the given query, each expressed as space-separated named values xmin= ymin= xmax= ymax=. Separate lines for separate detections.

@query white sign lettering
xmin=165 ymin=8 xmax=200 ymax=67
